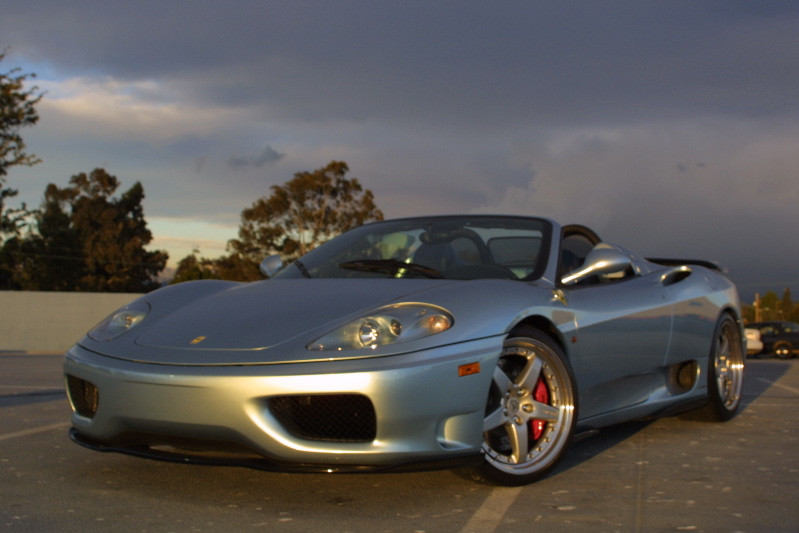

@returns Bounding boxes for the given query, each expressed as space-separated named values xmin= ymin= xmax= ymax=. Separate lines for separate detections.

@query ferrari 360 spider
xmin=64 ymin=215 xmax=745 ymax=485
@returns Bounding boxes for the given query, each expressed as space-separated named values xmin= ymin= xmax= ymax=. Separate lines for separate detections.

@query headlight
xmin=88 ymin=300 xmax=150 ymax=341
xmin=307 ymin=303 xmax=453 ymax=351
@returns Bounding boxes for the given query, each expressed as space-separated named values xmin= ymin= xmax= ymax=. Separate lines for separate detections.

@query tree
xmin=205 ymin=253 xmax=262 ymax=282
xmin=171 ymin=250 xmax=262 ymax=284
xmin=1 ymin=51 xmax=43 ymax=236
xmin=230 ymin=161 xmax=383 ymax=264
xmin=3 ymin=168 xmax=168 ymax=292
xmin=781 ymin=288 xmax=794 ymax=321
xmin=171 ymin=249 xmax=220 ymax=284
xmin=0 ymin=182 xmax=82 ymax=290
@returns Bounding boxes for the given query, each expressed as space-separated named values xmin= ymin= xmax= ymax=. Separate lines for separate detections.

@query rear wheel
xmin=474 ymin=328 xmax=577 ymax=485
xmin=689 ymin=314 xmax=744 ymax=421
xmin=774 ymin=341 xmax=793 ymax=359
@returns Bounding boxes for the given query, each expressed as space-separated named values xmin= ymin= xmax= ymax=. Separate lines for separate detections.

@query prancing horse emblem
xmin=190 ymin=336 xmax=206 ymax=345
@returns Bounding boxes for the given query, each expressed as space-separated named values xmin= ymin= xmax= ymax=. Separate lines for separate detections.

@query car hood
xmin=82 ymin=278 xmax=469 ymax=365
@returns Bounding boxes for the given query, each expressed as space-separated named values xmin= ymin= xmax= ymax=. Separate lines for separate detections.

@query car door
xmin=555 ymin=229 xmax=674 ymax=419
xmin=563 ymin=275 xmax=673 ymax=419
xmin=661 ymin=267 xmax=723 ymax=367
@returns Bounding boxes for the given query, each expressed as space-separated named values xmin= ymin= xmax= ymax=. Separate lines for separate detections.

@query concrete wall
xmin=0 ymin=291 xmax=143 ymax=353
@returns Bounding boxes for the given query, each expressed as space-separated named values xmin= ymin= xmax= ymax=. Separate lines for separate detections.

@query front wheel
xmin=473 ymin=328 xmax=577 ymax=485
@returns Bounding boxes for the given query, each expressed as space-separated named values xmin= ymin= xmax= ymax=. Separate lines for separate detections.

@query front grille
xmin=268 ymin=394 xmax=376 ymax=442
xmin=66 ymin=375 xmax=99 ymax=418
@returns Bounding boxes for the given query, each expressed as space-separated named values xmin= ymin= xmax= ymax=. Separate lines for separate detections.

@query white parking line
xmin=460 ymin=486 xmax=523 ymax=533
xmin=0 ymin=422 xmax=71 ymax=443
xmin=1 ymin=385 xmax=61 ymax=390
xmin=758 ymin=377 xmax=799 ymax=395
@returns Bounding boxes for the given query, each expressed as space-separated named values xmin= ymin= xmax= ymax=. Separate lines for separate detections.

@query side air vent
xmin=660 ymin=266 xmax=692 ymax=286
xmin=667 ymin=360 xmax=698 ymax=394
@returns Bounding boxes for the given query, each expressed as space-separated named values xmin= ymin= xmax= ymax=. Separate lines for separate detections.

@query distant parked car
xmin=747 ymin=321 xmax=799 ymax=359
xmin=745 ymin=328 xmax=763 ymax=356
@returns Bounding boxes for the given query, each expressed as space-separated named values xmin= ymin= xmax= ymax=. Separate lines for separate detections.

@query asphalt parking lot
xmin=1 ymin=352 xmax=797 ymax=532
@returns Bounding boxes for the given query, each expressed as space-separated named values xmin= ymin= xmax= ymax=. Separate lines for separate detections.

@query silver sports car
xmin=64 ymin=215 xmax=745 ymax=485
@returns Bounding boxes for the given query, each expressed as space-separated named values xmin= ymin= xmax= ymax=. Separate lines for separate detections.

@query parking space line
xmin=758 ymin=377 xmax=799 ymax=395
xmin=0 ymin=385 xmax=62 ymax=390
xmin=460 ymin=486 xmax=523 ymax=533
xmin=0 ymin=422 xmax=71 ymax=442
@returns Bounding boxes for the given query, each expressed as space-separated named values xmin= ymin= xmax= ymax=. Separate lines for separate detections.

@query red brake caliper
xmin=531 ymin=376 xmax=549 ymax=440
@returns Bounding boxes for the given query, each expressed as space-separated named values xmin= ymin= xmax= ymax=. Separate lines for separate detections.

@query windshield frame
xmin=272 ymin=215 xmax=552 ymax=282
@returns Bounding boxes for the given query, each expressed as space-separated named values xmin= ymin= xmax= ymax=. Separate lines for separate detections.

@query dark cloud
xmin=4 ymin=1 xmax=798 ymax=127
xmin=1 ymin=1 xmax=797 ymax=297
xmin=227 ymin=146 xmax=285 ymax=169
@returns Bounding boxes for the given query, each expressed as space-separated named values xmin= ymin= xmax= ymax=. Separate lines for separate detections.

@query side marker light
xmin=458 ymin=362 xmax=480 ymax=377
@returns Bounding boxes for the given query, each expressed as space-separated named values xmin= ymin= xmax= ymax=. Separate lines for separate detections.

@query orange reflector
xmin=458 ymin=362 xmax=480 ymax=377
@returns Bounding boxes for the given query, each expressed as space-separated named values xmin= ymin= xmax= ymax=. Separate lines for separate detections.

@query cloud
xmin=227 ymin=145 xmax=285 ymax=169
xmin=474 ymin=116 xmax=799 ymax=296
xmin=483 ymin=117 xmax=799 ymax=226
xmin=146 ymin=216 xmax=236 ymax=262
xmin=35 ymin=76 xmax=249 ymax=143
xmin=2 ymin=1 xmax=798 ymax=297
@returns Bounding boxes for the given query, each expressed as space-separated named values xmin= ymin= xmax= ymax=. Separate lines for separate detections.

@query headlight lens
xmin=88 ymin=300 xmax=150 ymax=341
xmin=308 ymin=303 xmax=453 ymax=351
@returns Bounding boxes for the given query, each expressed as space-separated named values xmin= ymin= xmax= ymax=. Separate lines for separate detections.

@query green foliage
xmin=211 ymin=253 xmax=262 ymax=281
xmin=1 ymin=168 xmax=168 ymax=292
xmin=0 ymin=187 xmax=30 ymax=236
xmin=171 ymin=250 xmax=220 ymax=284
xmin=0 ymin=51 xmax=42 ymax=178
xmin=743 ymin=288 xmax=799 ymax=323
xmin=782 ymin=288 xmax=794 ymax=321
xmin=171 ymin=250 xmax=262 ymax=284
xmin=229 ymin=161 xmax=383 ymax=264
xmin=0 ymin=51 xmax=43 ymax=237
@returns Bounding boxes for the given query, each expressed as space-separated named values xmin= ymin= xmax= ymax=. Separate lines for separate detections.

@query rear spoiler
xmin=646 ymin=258 xmax=728 ymax=274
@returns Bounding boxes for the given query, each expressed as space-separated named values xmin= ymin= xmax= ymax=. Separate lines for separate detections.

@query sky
xmin=1 ymin=1 xmax=797 ymax=301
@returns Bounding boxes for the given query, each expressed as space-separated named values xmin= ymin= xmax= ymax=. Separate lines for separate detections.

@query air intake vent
xmin=66 ymin=375 xmax=99 ymax=418
xmin=268 ymin=394 xmax=376 ymax=442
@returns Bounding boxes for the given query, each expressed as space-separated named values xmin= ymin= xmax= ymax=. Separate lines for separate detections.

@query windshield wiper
xmin=339 ymin=259 xmax=444 ymax=279
xmin=294 ymin=259 xmax=312 ymax=278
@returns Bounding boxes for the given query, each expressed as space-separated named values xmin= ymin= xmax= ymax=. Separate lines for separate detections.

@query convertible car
xmin=64 ymin=215 xmax=745 ymax=485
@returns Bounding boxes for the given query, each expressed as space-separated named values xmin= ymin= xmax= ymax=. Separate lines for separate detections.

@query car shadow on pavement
xmin=739 ymin=358 xmax=793 ymax=410
xmin=546 ymin=359 xmax=792 ymax=478
xmin=0 ymin=390 xmax=65 ymax=408
xmin=549 ymin=419 xmax=654 ymax=477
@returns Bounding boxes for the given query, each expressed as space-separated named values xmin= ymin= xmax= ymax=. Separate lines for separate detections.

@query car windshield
xmin=272 ymin=216 xmax=551 ymax=281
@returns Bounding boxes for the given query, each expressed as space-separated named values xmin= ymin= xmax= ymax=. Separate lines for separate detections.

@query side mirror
xmin=259 ymin=254 xmax=284 ymax=277
xmin=561 ymin=243 xmax=632 ymax=286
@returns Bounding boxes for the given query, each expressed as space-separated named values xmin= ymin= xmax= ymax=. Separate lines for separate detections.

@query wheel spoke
xmin=492 ymin=364 xmax=513 ymax=392
xmin=516 ymin=353 xmax=543 ymax=391
xmin=483 ymin=405 xmax=507 ymax=432
xmin=531 ymin=401 xmax=560 ymax=422
xmin=718 ymin=333 xmax=730 ymax=359
xmin=505 ymin=420 xmax=529 ymax=463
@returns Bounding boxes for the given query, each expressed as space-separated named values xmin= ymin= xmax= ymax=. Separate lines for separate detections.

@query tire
xmin=688 ymin=314 xmax=745 ymax=422
xmin=473 ymin=328 xmax=578 ymax=485
xmin=774 ymin=341 xmax=793 ymax=359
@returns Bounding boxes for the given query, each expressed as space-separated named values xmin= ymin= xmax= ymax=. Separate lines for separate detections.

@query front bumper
xmin=64 ymin=337 xmax=502 ymax=470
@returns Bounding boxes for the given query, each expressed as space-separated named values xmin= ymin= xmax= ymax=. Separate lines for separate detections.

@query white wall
xmin=0 ymin=291 xmax=142 ymax=353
